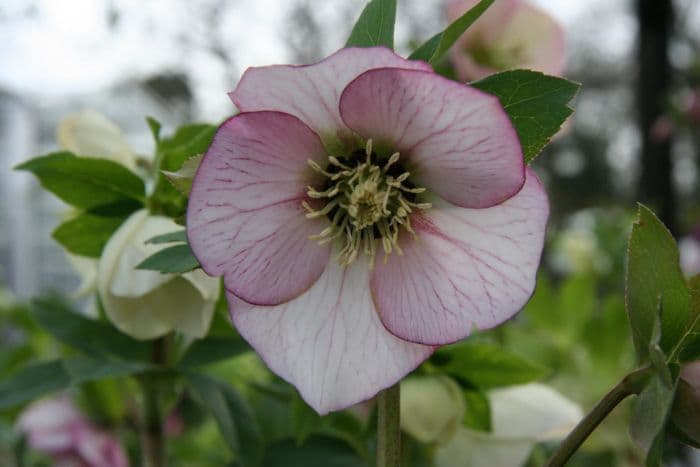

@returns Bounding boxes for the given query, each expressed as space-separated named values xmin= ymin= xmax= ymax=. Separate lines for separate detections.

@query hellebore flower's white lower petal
xmin=187 ymin=111 xmax=332 ymax=305
xmin=229 ymin=47 xmax=432 ymax=145
xmin=57 ymin=109 xmax=137 ymax=171
xmin=340 ymin=68 xmax=524 ymax=208
xmin=228 ymin=255 xmax=434 ymax=415
xmin=400 ymin=375 xmax=465 ymax=443
xmin=372 ymin=169 xmax=548 ymax=345
xmin=98 ymin=209 xmax=219 ymax=340
xmin=435 ymin=383 xmax=583 ymax=467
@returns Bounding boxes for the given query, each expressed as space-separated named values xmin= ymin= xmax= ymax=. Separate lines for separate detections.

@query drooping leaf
xmin=145 ymin=229 xmax=188 ymax=245
xmin=345 ymin=0 xmax=397 ymax=49
xmin=52 ymin=212 xmax=129 ymax=257
xmin=16 ymin=152 xmax=146 ymax=209
xmin=0 ymin=361 xmax=71 ymax=409
xmin=471 ymin=70 xmax=580 ymax=163
xmin=462 ymin=389 xmax=491 ymax=432
xmin=408 ymin=0 xmax=494 ymax=64
xmin=31 ymin=296 xmax=152 ymax=362
xmin=136 ymin=243 xmax=200 ymax=273
xmin=630 ymin=371 xmax=677 ymax=467
xmin=177 ymin=336 xmax=251 ymax=368
xmin=432 ymin=340 xmax=548 ymax=389
xmin=185 ymin=373 xmax=263 ymax=467
xmin=626 ymin=204 xmax=690 ymax=362
xmin=63 ymin=356 xmax=151 ymax=384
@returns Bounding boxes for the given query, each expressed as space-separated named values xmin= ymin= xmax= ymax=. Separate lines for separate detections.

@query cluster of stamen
xmin=303 ymin=140 xmax=431 ymax=268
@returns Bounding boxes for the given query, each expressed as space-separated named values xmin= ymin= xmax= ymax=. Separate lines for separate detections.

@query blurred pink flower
xmin=187 ymin=47 xmax=548 ymax=414
xmin=448 ymin=0 xmax=565 ymax=81
xmin=17 ymin=397 xmax=128 ymax=467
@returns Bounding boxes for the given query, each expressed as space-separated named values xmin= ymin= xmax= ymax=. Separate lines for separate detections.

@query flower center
xmin=303 ymin=140 xmax=431 ymax=267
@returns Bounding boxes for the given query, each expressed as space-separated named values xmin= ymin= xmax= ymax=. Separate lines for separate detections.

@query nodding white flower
xmin=98 ymin=209 xmax=219 ymax=340
xmin=17 ymin=396 xmax=129 ymax=467
xmin=434 ymin=383 xmax=583 ymax=467
xmin=400 ymin=375 xmax=465 ymax=443
xmin=448 ymin=0 xmax=566 ymax=81
xmin=187 ymin=47 xmax=549 ymax=414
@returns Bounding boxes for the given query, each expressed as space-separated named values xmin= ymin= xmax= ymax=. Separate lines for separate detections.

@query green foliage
xmin=630 ymin=372 xmax=677 ymax=467
xmin=185 ymin=372 xmax=263 ymax=467
xmin=52 ymin=212 xmax=128 ymax=257
xmin=432 ymin=340 xmax=548 ymax=389
xmin=261 ymin=436 xmax=367 ymax=467
xmin=462 ymin=389 xmax=491 ymax=432
xmin=408 ymin=0 xmax=494 ymax=65
xmin=136 ymin=243 xmax=200 ymax=273
xmin=15 ymin=152 xmax=145 ymax=210
xmin=0 ymin=361 xmax=70 ymax=410
xmin=345 ymin=0 xmax=396 ymax=49
xmin=626 ymin=204 xmax=691 ymax=362
xmin=177 ymin=337 xmax=252 ymax=368
xmin=471 ymin=70 xmax=580 ymax=163
xmin=63 ymin=356 xmax=151 ymax=385
xmin=146 ymin=229 xmax=188 ymax=244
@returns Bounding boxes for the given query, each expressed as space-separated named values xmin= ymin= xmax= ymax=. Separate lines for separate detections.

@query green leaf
xmin=408 ymin=0 xmax=494 ymax=64
xmin=261 ymin=436 xmax=367 ymax=467
xmin=31 ymin=296 xmax=152 ymax=362
xmin=146 ymin=116 xmax=162 ymax=144
xmin=136 ymin=243 xmax=200 ymax=273
xmin=185 ymin=373 xmax=263 ymax=467
xmin=432 ymin=340 xmax=548 ymax=389
xmin=471 ymin=70 xmax=580 ymax=163
xmin=52 ymin=212 xmax=129 ymax=257
xmin=292 ymin=393 xmax=322 ymax=445
xmin=145 ymin=229 xmax=188 ymax=245
xmin=0 ymin=361 xmax=71 ymax=409
xmin=626 ymin=204 xmax=691 ymax=362
xmin=177 ymin=336 xmax=251 ymax=368
xmin=345 ymin=0 xmax=396 ymax=49
xmin=462 ymin=389 xmax=491 ymax=432
xmin=63 ymin=356 xmax=151 ymax=384
xmin=162 ymin=154 xmax=202 ymax=196
xmin=16 ymin=152 xmax=146 ymax=209
xmin=630 ymin=371 xmax=677 ymax=467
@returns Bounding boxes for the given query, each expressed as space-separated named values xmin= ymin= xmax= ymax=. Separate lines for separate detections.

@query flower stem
xmin=545 ymin=367 xmax=652 ymax=467
xmin=377 ymin=383 xmax=401 ymax=467
xmin=139 ymin=336 xmax=171 ymax=467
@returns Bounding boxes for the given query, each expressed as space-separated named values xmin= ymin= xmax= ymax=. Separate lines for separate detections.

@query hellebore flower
xmin=400 ymin=375 xmax=465 ymax=443
xmin=98 ymin=209 xmax=220 ymax=340
xmin=17 ymin=396 xmax=129 ymax=467
xmin=187 ymin=47 xmax=549 ymax=414
xmin=448 ymin=0 xmax=565 ymax=81
xmin=434 ymin=383 xmax=583 ymax=467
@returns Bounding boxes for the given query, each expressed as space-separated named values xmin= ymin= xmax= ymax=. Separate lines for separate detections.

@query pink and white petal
xmin=340 ymin=68 xmax=524 ymax=208
xmin=495 ymin=2 xmax=566 ymax=76
xmin=187 ymin=111 xmax=331 ymax=305
xmin=229 ymin=255 xmax=434 ymax=415
xmin=371 ymin=169 xmax=548 ymax=345
xmin=229 ymin=47 xmax=432 ymax=146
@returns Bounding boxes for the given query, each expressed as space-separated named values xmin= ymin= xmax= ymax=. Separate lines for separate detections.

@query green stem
xmin=545 ymin=367 xmax=652 ymax=467
xmin=139 ymin=336 xmax=171 ymax=467
xmin=377 ymin=383 xmax=401 ymax=467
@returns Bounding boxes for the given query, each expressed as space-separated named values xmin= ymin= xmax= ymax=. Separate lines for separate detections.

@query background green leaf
xmin=0 ymin=361 xmax=71 ymax=409
xmin=630 ymin=372 xmax=677 ymax=467
xmin=408 ymin=0 xmax=493 ymax=64
xmin=471 ymin=70 xmax=579 ymax=163
xmin=145 ymin=229 xmax=188 ymax=245
xmin=261 ymin=436 xmax=367 ymax=467
xmin=16 ymin=152 xmax=145 ymax=209
xmin=177 ymin=336 xmax=251 ymax=368
xmin=345 ymin=0 xmax=396 ymax=49
xmin=136 ymin=243 xmax=200 ymax=273
xmin=52 ymin=212 xmax=129 ymax=257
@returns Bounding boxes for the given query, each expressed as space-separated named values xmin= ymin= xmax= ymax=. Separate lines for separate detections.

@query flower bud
xmin=400 ymin=375 xmax=465 ymax=443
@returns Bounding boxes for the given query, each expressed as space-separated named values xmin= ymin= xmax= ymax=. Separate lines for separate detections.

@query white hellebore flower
xmin=98 ymin=209 xmax=219 ymax=340
xmin=435 ymin=383 xmax=583 ymax=467
xmin=400 ymin=375 xmax=466 ymax=443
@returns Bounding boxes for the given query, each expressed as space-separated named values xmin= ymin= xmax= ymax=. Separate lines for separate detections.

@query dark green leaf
xmin=31 ymin=296 xmax=152 ymax=362
xmin=146 ymin=116 xmax=162 ymax=144
xmin=185 ymin=373 xmax=262 ymax=467
xmin=471 ymin=70 xmax=579 ymax=163
xmin=432 ymin=340 xmax=548 ymax=389
xmin=261 ymin=436 xmax=367 ymax=467
xmin=408 ymin=0 xmax=493 ymax=64
xmin=52 ymin=212 xmax=129 ymax=257
xmin=145 ymin=229 xmax=187 ymax=245
xmin=162 ymin=154 xmax=202 ymax=196
xmin=630 ymin=372 xmax=677 ymax=467
xmin=136 ymin=244 xmax=200 ymax=273
xmin=63 ymin=356 xmax=151 ymax=384
xmin=345 ymin=0 xmax=396 ymax=49
xmin=626 ymin=204 xmax=691 ymax=362
xmin=177 ymin=336 xmax=251 ymax=368
xmin=462 ymin=389 xmax=491 ymax=432
xmin=16 ymin=152 xmax=146 ymax=209
xmin=0 ymin=361 xmax=70 ymax=409
xmin=292 ymin=393 xmax=322 ymax=445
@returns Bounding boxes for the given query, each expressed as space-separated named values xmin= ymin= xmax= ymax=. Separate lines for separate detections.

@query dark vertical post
xmin=636 ymin=0 xmax=676 ymax=234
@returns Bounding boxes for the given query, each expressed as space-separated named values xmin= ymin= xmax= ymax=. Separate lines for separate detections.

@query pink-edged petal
xmin=340 ymin=68 xmax=524 ymax=208
xmin=228 ymin=255 xmax=434 ymax=415
xmin=229 ymin=47 xmax=432 ymax=146
xmin=187 ymin=111 xmax=331 ymax=306
xmin=371 ymin=169 xmax=548 ymax=345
